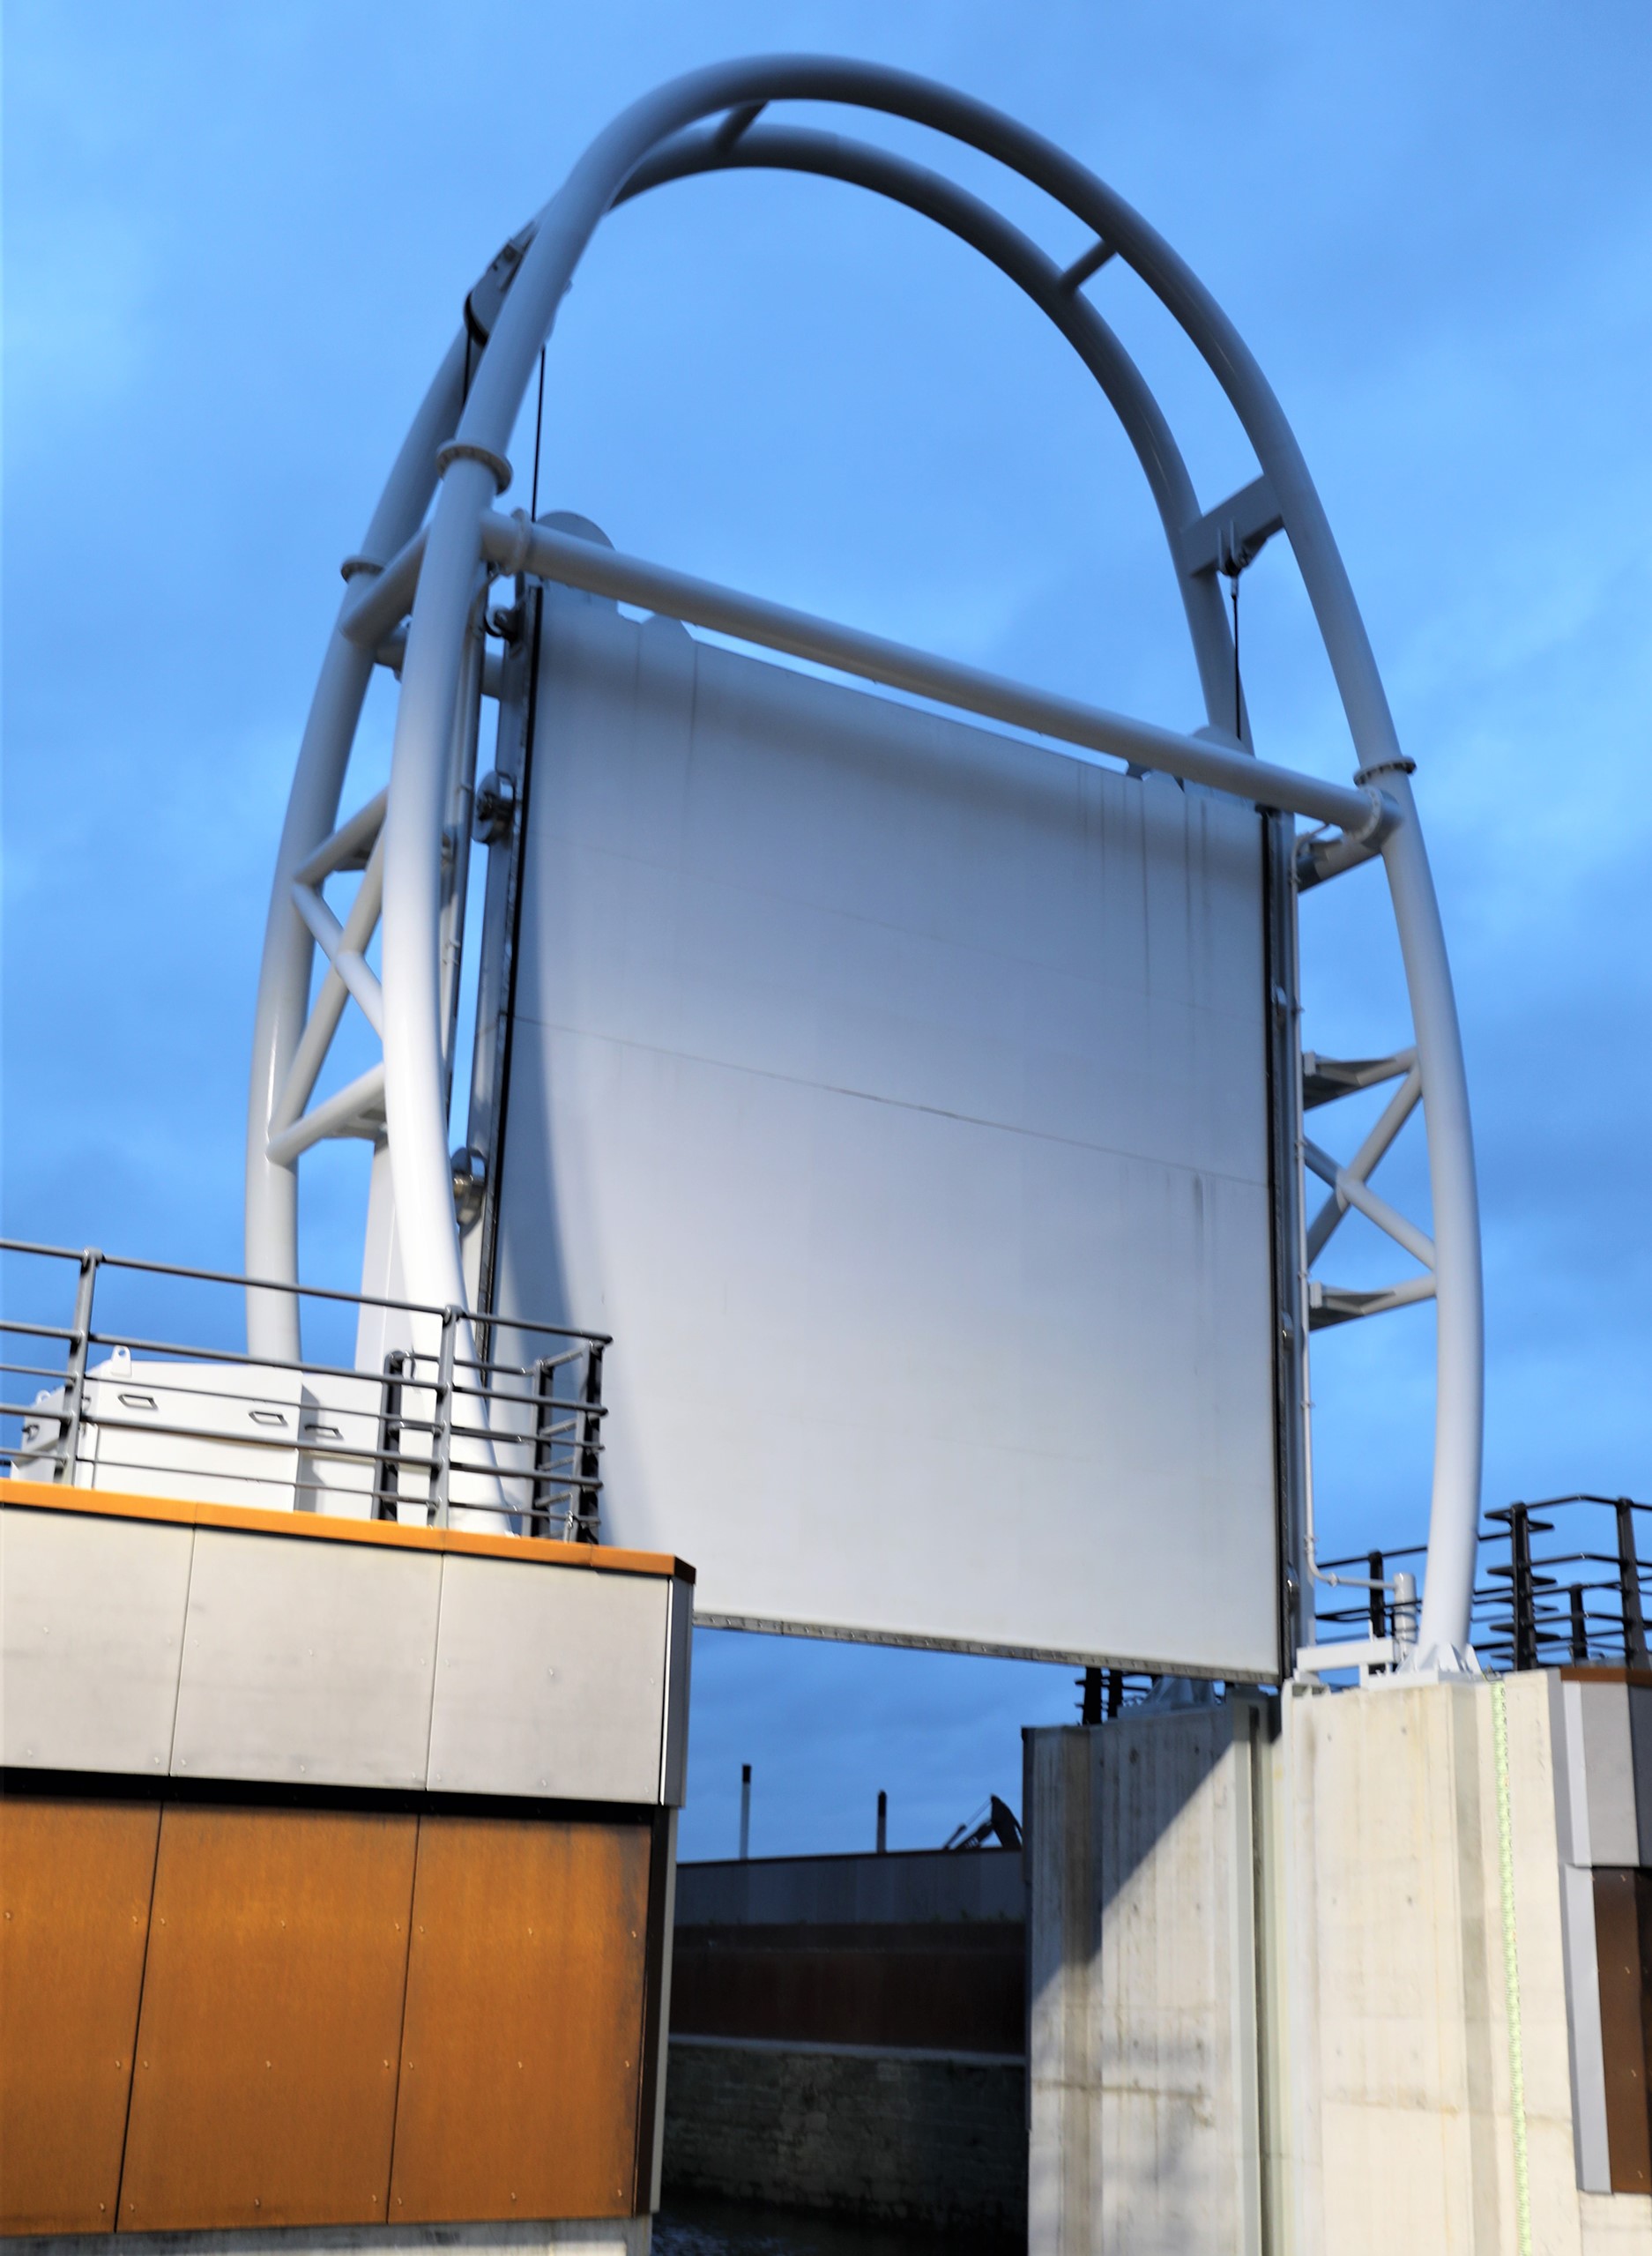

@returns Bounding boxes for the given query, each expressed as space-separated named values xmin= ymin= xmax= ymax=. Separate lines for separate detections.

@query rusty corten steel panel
xmin=118 ymin=1804 xmax=417 ymax=2231
xmin=0 ymin=1796 xmax=159 ymax=2234
xmin=389 ymin=1814 xmax=652 ymax=2221
xmin=1594 ymin=1867 xmax=1652 ymax=2194
xmin=668 ymin=1921 xmax=1026 ymax=2055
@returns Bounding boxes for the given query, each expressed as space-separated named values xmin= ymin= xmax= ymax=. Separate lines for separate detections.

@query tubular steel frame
xmin=246 ymin=59 xmax=1484 ymax=1668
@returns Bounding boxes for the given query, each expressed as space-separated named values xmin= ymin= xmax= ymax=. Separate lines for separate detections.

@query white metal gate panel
xmin=491 ymin=589 xmax=1278 ymax=1675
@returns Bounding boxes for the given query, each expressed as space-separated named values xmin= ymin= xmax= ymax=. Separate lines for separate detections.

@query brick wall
xmin=662 ymin=2036 xmax=1025 ymax=2239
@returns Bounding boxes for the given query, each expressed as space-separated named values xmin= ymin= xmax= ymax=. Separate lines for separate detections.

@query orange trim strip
xmin=1 ymin=1478 xmax=693 ymax=1585
xmin=1559 ymin=1663 xmax=1652 ymax=1688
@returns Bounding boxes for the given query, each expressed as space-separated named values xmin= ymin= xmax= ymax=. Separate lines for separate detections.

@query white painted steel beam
xmin=264 ymin=1064 xmax=385 ymax=1167
xmin=268 ymin=837 xmax=385 ymax=1137
xmin=289 ymin=880 xmax=385 ymax=1038
xmin=293 ymin=789 xmax=386 ymax=888
xmin=245 ymin=336 xmax=465 ymax=1360
xmin=1305 ymin=1063 xmax=1422 ymax=1263
xmin=480 ymin=510 xmax=1383 ymax=835
xmin=1302 ymin=1136 xmax=1434 ymax=1270
xmin=1177 ymin=473 xmax=1285 ymax=579
xmin=1310 ymin=1277 xmax=1436 ymax=1327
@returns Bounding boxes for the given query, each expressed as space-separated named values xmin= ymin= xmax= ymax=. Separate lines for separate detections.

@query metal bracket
xmin=1295 ymin=1634 xmax=1396 ymax=1684
xmin=1177 ymin=473 xmax=1284 ymax=580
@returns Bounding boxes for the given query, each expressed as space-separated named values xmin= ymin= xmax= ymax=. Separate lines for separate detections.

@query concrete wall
xmin=1024 ymin=1676 xmax=1652 ymax=2256
xmin=1024 ymin=1701 xmax=1263 ymax=2256
xmin=676 ymin=1846 xmax=1023 ymax=1926
xmin=1276 ymin=1672 xmax=1651 ymax=2252
xmin=663 ymin=2036 xmax=1025 ymax=2238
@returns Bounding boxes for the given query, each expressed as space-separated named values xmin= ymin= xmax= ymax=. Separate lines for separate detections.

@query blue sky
xmin=4 ymin=2 xmax=1648 ymax=1859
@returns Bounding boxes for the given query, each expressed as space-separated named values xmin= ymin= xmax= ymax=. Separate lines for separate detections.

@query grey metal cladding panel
xmin=1630 ymin=1686 xmax=1652 ymax=1865
xmin=170 ymin=1528 xmax=441 ymax=1788
xmin=1565 ymin=1679 xmax=1641 ymax=1867
xmin=1549 ymin=1669 xmax=1583 ymax=1865
xmin=1559 ymin=1860 xmax=1612 ymax=2192
xmin=427 ymin=1554 xmax=668 ymax=1803
xmin=0 ymin=1505 xmax=191 ymax=1776
xmin=660 ymin=1576 xmax=693 ymax=1809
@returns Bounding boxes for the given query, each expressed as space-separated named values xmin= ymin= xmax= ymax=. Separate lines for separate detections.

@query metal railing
xmin=1314 ymin=1493 xmax=1650 ymax=1672
xmin=0 ymin=1239 xmax=609 ymax=1539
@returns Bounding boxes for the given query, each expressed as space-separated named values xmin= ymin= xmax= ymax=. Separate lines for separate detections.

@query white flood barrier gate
xmin=490 ymin=591 xmax=1277 ymax=1672
xmin=246 ymin=58 xmax=1485 ymax=1679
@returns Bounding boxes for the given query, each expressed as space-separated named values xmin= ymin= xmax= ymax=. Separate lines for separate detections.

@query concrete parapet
xmin=1024 ymin=1701 xmax=1263 ymax=2254
xmin=1025 ymin=1676 xmax=1652 ymax=2254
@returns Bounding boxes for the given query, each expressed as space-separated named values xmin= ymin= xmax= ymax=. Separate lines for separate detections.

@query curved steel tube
xmin=617 ymin=124 xmax=1243 ymax=734
xmin=245 ymin=333 xmax=467 ymax=1363
xmin=254 ymin=57 xmax=1482 ymax=1661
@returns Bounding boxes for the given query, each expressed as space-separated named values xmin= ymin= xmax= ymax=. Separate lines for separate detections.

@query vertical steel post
xmin=56 ymin=1249 xmax=101 ymax=1485
xmin=246 ymin=340 xmax=469 ymax=1357
xmin=1616 ymin=1499 xmax=1648 ymax=1668
xmin=375 ymin=1348 xmax=407 ymax=1521
xmin=1510 ymin=1507 xmax=1537 ymax=1672
xmin=1367 ymin=1552 xmax=1387 ymax=1640
xmin=431 ymin=1307 xmax=458 ymax=1527
xmin=1375 ymin=771 xmax=1484 ymax=1668
xmin=1392 ymin=1571 xmax=1418 ymax=1657
xmin=529 ymin=1353 xmax=558 ymax=1538
xmin=1569 ymin=1582 xmax=1589 ymax=1665
xmin=1078 ymin=1665 xmax=1103 ymax=1725
xmin=876 ymin=1790 xmax=888 ymax=1853
xmin=739 ymin=1764 xmax=752 ymax=1861
xmin=576 ymin=1343 xmax=604 ymax=1544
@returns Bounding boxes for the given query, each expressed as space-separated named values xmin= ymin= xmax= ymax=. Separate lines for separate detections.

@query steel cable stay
xmin=247 ymin=60 xmax=1483 ymax=1664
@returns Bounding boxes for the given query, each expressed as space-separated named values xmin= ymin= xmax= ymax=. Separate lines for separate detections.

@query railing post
xmin=431 ymin=1308 xmax=458 ymax=1528
xmin=1616 ymin=1499 xmax=1648 ymax=1669
xmin=1568 ymin=1582 xmax=1589 ymax=1665
xmin=1510 ymin=1506 xmax=1537 ymax=1672
xmin=375 ymin=1349 xmax=407 ymax=1521
xmin=530 ymin=1355 xmax=558 ymax=1538
xmin=56 ymin=1249 xmax=101 ymax=1485
xmin=1367 ymin=1550 xmax=1387 ymax=1640
xmin=1391 ymin=1570 xmax=1418 ymax=1657
xmin=575 ymin=1343 xmax=604 ymax=1544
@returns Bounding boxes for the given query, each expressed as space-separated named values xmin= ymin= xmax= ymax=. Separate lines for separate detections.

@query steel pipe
xmin=481 ymin=511 xmax=1380 ymax=833
xmin=245 ymin=333 xmax=466 ymax=1357
xmin=264 ymin=1064 xmax=385 ymax=1167
xmin=619 ymin=123 xmax=1244 ymax=735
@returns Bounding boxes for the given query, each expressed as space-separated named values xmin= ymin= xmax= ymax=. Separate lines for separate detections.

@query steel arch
xmin=247 ymin=59 xmax=1482 ymax=1666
